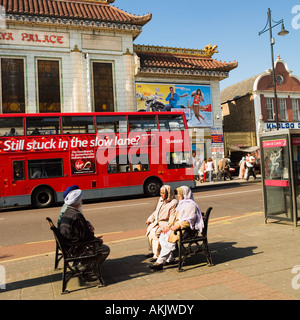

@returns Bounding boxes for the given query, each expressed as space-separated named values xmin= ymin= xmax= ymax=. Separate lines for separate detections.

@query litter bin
xmin=260 ymin=129 xmax=300 ymax=227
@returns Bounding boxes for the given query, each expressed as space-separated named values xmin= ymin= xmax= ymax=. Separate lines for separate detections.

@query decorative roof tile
xmin=134 ymin=45 xmax=238 ymax=73
xmin=0 ymin=0 xmax=152 ymax=25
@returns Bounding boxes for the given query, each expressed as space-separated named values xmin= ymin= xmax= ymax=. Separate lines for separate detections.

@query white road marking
xmin=194 ymin=189 xmax=262 ymax=199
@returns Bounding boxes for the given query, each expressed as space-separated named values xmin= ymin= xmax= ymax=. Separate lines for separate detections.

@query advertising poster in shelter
xmin=136 ymin=83 xmax=213 ymax=128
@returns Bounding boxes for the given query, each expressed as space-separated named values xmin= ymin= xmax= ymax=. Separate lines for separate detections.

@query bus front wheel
xmin=144 ymin=179 xmax=162 ymax=197
xmin=32 ymin=187 xmax=54 ymax=208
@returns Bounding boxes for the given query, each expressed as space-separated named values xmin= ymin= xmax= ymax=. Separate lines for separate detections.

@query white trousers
xmin=156 ymin=231 xmax=176 ymax=265
xmin=148 ymin=227 xmax=161 ymax=258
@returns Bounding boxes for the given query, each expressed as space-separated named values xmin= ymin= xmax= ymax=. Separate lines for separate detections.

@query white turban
xmin=64 ymin=189 xmax=83 ymax=206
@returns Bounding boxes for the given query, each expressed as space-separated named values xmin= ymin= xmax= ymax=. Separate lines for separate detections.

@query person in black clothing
xmin=59 ymin=189 xmax=110 ymax=266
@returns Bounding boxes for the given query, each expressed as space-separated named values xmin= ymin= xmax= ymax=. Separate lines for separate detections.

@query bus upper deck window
xmin=158 ymin=115 xmax=185 ymax=131
xmin=62 ymin=116 xmax=95 ymax=134
xmin=96 ymin=116 xmax=127 ymax=133
xmin=0 ymin=118 xmax=24 ymax=137
xmin=26 ymin=117 xmax=61 ymax=135
xmin=128 ymin=116 xmax=158 ymax=132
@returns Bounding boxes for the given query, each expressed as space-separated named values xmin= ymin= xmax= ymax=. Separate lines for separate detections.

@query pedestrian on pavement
xmin=217 ymin=158 xmax=224 ymax=180
xmin=59 ymin=188 xmax=110 ymax=269
xmin=239 ymin=156 xmax=246 ymax=179
xmin=222 ymin=156 xmax=233 ymax=181
xmin=146 ymin=185 xmax=178 ymax=262
xmin=205 ymin=158 xmax=214 ymax=182
xmin=149 ymin=186 xmax=204 ymax=271
xmin=192 ymin=150 xmax=198 ymax=181
xmin=199 ymin=158 xmax=207 ymax=182
xmin=57 ymin=185 xmax=79 ymax=231
xmin=245 ymin=153 xmax=256 ymax=181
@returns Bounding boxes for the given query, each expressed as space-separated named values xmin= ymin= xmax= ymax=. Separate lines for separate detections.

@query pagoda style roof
xmin=134 ymin=45 xmax=238 ymax=79
xmin=1 ymin=0 xmax=152 ymax=36
xmin=1 ymin=0 xmax=151 ymax=25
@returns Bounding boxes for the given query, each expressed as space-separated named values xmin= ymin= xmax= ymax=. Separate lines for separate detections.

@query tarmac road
xmin=0 ymin=183 xmax=263 ymax=248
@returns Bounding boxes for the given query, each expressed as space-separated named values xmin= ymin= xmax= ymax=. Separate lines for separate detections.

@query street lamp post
xmin=259 ymin=8 xmax=289 ymax=130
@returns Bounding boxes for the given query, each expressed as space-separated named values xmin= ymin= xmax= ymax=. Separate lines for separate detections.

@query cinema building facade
xmin=0 ymin=0 xmax=237 ymax=160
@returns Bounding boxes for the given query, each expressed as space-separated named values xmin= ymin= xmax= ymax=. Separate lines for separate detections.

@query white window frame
xmin=292 ymin=99 xmax=300 ymax=122
xmin=279 ymin=98 xmax=287 ymax=121
xmin=266 ymin=98 xmax=274 ymax=121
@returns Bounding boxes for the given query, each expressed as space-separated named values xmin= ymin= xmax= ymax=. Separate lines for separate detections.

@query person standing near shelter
xmin=245 ymin=153 xmax=256 ymax=181
xmin=146 ymin=185 xmax=178 ymax=262
xmin=149 ymin=186 xmax=204 ymax=271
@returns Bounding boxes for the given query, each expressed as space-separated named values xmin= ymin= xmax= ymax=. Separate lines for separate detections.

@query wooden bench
xmin=175 ymin=207 xmax=214 ymax=272
xmin=46 ymin=217 xmax=105 ymax=294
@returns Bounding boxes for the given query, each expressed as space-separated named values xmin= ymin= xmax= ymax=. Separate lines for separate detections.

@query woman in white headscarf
xmin=146 ymin=185 xmax=178 ymax=262
xmin=149 ymin=186 xmax=204 ymax=271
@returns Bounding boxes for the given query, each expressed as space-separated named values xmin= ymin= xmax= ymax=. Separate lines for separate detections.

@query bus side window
xmin=107 ymin=155 xmax=130 ymax=174
xmin=131 ymin=154 xmax=150 ymax=172
xmin=13 ymin=161 xmax=25 ymax=181
xmin=167 ymin=152 xmax=192 ymax=169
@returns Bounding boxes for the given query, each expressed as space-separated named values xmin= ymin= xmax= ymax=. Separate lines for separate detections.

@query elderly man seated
xmin=59 ymin=188 xmax=110 ymax=271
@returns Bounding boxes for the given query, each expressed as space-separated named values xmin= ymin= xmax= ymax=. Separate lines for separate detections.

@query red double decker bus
xmin=0 ymin=112 xmax=195 ymax=208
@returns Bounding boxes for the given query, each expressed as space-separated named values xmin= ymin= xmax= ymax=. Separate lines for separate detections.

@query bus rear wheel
xmin=144 ymin=179 xmax=162 ymax=197
xmin=32 ymin=187 xmax=54 ymax=208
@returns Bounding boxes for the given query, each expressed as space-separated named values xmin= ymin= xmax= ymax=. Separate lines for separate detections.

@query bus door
xmin=10 ymin=158 xmax=28 ymax=196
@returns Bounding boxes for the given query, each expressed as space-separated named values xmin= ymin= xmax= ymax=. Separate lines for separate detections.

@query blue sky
xmin=114 ymin=0 xmax=300 ymax=91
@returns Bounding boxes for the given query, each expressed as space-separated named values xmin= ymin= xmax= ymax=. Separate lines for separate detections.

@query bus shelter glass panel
xmin=292 ymin=136 xmax=300 ymax=221
xmin=261 ymin=137 xmax=292 ymax=221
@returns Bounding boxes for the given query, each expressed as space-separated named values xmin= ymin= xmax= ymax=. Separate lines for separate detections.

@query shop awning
xmin=228 ymin=146 xmax=260 ymax=153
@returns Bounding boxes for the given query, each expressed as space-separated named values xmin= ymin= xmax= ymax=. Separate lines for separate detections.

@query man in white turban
xmin=59 ymin=188 xmax=110 ymax=268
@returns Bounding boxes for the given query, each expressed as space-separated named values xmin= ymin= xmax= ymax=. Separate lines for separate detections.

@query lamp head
xmin=278 ymin=22 xmax=289 ymax=36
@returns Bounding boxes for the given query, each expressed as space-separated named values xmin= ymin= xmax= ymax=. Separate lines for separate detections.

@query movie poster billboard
xmin=136 ymin=83 xmax=213 ymax=128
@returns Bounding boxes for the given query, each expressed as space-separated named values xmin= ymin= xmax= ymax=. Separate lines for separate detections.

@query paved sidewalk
xmin=1 ymin=176 xmax=300 ymax=300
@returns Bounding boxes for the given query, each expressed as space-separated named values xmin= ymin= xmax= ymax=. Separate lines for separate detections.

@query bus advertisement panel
xmin=0 ymin=112 xmax=195 ymax=208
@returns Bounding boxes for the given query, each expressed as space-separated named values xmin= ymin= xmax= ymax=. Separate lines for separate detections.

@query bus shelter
xmin=260 ymin=129 xmax=300 ymax=227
